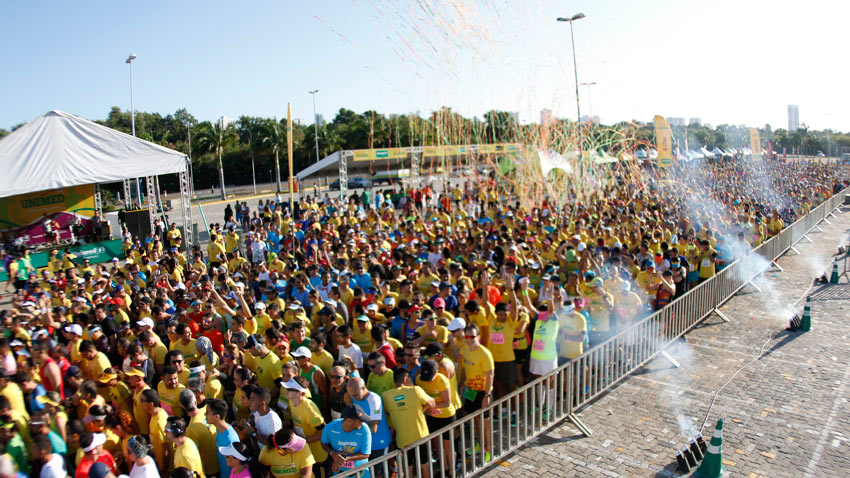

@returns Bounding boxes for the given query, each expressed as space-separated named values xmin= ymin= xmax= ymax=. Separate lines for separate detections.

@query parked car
xmin=329 ymin=177 xmax=373 ymax=190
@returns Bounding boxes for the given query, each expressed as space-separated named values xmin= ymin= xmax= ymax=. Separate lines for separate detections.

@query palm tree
xmin=256 ymin=119 xmax=286 ymax=193
xmin=193 ymin=119 xmax=237 ymax=199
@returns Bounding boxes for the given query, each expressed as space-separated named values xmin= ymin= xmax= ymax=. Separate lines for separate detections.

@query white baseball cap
xmin=447 ymin=317 xmax=467 ymax=332
xmin=136 ymin=317 xmax=155 ymax=329
xmin=284 ymin=378 xmax=308 ymax=393
xmin=291 ymin=346 xmax=312 ymax=359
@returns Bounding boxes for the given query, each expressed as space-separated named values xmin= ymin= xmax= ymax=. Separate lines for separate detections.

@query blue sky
xmin=1 ymin=0 xmax=847 ymax=132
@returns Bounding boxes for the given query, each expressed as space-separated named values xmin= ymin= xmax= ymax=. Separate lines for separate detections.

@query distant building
xmin=580 ymin=115 xmax=600 ymax=124
xmin=788 ymin=105 xmax=799 ymax=131
xmin=540 ymin=108 xmax=552 ymax=125
xmin=688 ymin=117 xmax=701 ymax=126
xmin=220 ymin=116 xmax=235 ymax=128
xmin=315 ymin=114 xmax=325 ymax=126
xmin=666 ymin=117 xmax=686 ymax=127
xmin=508 ymin=112 xmax=519 ymax=124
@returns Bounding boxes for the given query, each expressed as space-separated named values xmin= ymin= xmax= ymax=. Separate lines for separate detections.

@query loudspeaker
xmin=123 ymin=209 xmax=152 ymax=240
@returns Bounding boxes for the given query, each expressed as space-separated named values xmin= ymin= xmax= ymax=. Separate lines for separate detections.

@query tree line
xmin=1 ymin=107 xmax=847 ymax=193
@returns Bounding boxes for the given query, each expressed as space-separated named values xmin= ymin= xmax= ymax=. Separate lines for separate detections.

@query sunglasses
xmin=328 ymin=374 xmax=344 ymax=379
xmin=172 ymin=359 xmax=184 ymax=364
xmin=464 ymin=335 xmax=478 ymax=339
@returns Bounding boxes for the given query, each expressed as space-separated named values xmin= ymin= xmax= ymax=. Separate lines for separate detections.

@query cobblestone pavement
xmin=481 ymin=207 xmax=850 ymax=478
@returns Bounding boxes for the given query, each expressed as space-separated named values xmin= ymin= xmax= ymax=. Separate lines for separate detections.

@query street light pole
xmin=126 ymin=53 xmax=142 ymax=208
xmin=309 ymin=90 xmax=320 ymax=163
xmin=557 ymin=13 xmax=586 ymax=218
xmin=580 ymin=81 xmax=597 ymax=122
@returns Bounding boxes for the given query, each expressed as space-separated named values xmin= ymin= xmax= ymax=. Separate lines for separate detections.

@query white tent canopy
xmin=0 ymin=110 xmax=188 ymax=198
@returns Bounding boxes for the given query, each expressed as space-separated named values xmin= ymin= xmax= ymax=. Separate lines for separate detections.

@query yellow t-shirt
xmin=290 ymin=398 xmax=328 ymax=462
xmin=365 ymin=369 xmax=395 ymax=397
xmin=259 ymin=443 xmax=316 ymax=478
xmin=381 ymin=385 xmax=432 ymax=447
xmin=170 ymin=339 xmax=199 ymax=362
xmin=146 ymin=342 xmax=168 ymax=367
xmin=417 ymin=373 xmax=456 ymax=418
xmin=462 ymin=346 xmax=494 ymax=392
xmin=352 ymin=322 xmax=373 ymax=353
xmin=415 ymin=325 xmax=449 ymax=346
xmin=132 ymin=386 xmax=151 ymax=435
xmin=557 ymin=311 xmax=587 ymax=359
xmin=156 ymin=382 xmax=187 ymax=417
xmin=186 ymin=414 xmax=220 ymax=475
xmin=149 ymin=408 xmax=170 ymax=470
xmin=253 ymin=351 xmax=283 ymax=391
xmin=312 ymin=349 xmax=334 ymax=374
xmin=174 ymin=439 xmax=204 ymax=476
xmin=82 ymin=352 xmax=111 ymax=382
xmin=487 ymin=319 xmax=517 ymax=362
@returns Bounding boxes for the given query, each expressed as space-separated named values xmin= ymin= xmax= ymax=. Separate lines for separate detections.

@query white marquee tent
xmin=0 ymin=110 xmax=188 ymax=198
xmin=0 ymin=110 xmax=193 ymax=245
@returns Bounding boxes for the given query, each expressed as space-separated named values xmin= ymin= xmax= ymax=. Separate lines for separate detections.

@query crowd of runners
xmin=1 ymin=157 xmax=847 ymax=478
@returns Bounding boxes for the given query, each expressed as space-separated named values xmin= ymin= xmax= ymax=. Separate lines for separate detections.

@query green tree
xmin=193 ymin=120 xmax=238 ymax=196
xmin=256 ymin=119 xmax=287 ymax=192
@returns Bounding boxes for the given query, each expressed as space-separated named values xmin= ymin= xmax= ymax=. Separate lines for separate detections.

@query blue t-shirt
xmin=28 ymin=384 xmax=46 ymax=412
xmin=352 ymin=392 xmax=391 ymax=451
xmin=48 ymin=430 xmax=67 ymax=454
xmin=216 ymin=424 xmax=240 ymax=478
xmin=321 ymin=419 xmax=372 ymax=476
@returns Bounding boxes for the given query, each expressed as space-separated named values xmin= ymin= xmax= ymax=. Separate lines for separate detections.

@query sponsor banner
xmin=1 ymin=184 xmax=96 ymax=245
xmin=349 ymin=143 xmax=519 ymax=162
xmin=352 ymin=148 xmax=408 ymax=162
xmin=653 ymin=115 xmax=673 ymax=167
xmin=1 ymin=239 xmax=124 ymax=282
xmin=749 ymin=128 xmax=762 ymax=160
xmin=1 ymin=184 xmax=95 ymax=229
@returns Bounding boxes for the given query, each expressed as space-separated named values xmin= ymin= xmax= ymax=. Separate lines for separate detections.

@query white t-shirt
xmin=251 ymin=240 xmax=267 ymax=263
xmin=251 ymin=409 xmax=283 ymax=445
xmin=338 ymin=343 xmax=364 ymax=369
xmin=39 ymin=455 xmax=66 ymax=478
xmin=130 ymin=460 xmax=161 ymax=478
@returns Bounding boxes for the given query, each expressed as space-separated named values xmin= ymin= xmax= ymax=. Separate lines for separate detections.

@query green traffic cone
xmin=694 ymin=419 xmax=728 ymax=478
xmin=830 ymin=262 xmax=839 ymax=284
xmin=799 ymin=296 xmax=812 ymax=332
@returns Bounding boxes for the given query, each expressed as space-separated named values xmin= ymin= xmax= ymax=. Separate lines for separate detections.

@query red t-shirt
xmin=202 ymin=329 xmax=225 ymax=355
xmin=75 ymin=451 xmax=117 ymax=478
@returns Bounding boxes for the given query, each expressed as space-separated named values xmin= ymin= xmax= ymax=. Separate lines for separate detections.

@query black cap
xmin=342 ymin=404 xmax=369 ymax=422
xmin=418 ymin=359 xmax=438 ymax=382
xmin=422 ymin=343 xmax=444 ymax=358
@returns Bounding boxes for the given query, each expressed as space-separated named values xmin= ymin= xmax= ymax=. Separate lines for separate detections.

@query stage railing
xmin=338 ymin=186 xmax=848 ymax=478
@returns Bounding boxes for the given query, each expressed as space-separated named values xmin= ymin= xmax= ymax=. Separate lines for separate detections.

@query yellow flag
xmin=653 ymin=115 xmax=673 ymax=167
xmin=749 ymin=128 xmax=761 ymax=160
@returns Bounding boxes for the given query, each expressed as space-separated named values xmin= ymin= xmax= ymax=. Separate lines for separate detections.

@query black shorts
xmin=426 ymin=414 xmax=457 ymax=434
xmin=462 ymin=389 xmax=490 ymax=417
xmin=406 ymin=444 xmax=429 ymax=466
xmin=494 ymin=360 xmax=517 ymax=387
xmin=513 ymin=346 xmax=530 ymax=365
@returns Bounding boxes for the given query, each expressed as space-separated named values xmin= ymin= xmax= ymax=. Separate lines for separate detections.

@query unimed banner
xmin=653 ymin=115 xmax=673 ymax=167
xmin=0 ymin=185 xmax=96 ymax=244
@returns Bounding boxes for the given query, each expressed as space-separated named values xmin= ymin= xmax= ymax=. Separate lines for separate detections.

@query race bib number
xmin=489 ymin=332 xmax=505 ymax=345
xmin=343 ymin=461 xmax=355 ymax=469
xmin=533 ymin=340 xmax=546 ymax=352
xmin=701 ymin=259 xmax=711 ymax=268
